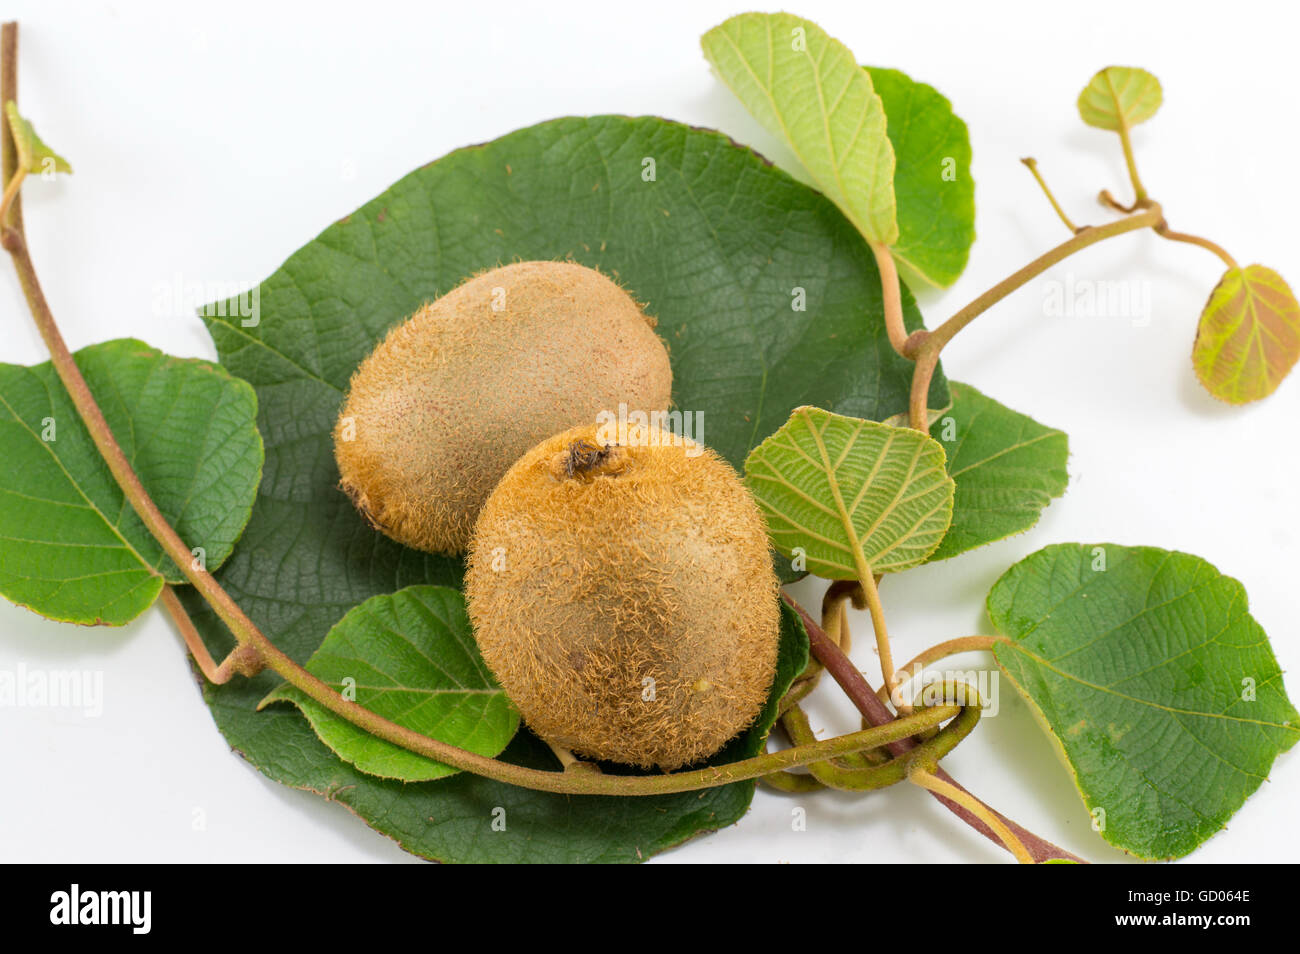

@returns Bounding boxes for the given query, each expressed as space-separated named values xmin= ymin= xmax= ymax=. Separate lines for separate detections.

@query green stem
xmin=880 ymin=635 xmax=1007 ymax=705
xmin=1097 ymin=189 xmax=1138 ymax=214
xmin=782 ymin=705 xmax=899 ymax=790
xmin=788 ymin=598 xmax=1085 ymax=863
xmin=909 ymin=763 xmax=1034 ymax=864
xmin=1020 ymin=158 xmax=1079 ymax=233
xmin=1115 ymin=118 xmax=1148 ymax=205
xmin=854 ymin=567 xmax=906 ymax=714
xmin=777 ymin=671 xmax=820 ymax=715
xmin=759 ymin=769 xmax=825 ymax=794
xmin=1101 ymin=66 xmax=1148 ymax=206
xmin=782 ymin=689 xmax=981 ymax=791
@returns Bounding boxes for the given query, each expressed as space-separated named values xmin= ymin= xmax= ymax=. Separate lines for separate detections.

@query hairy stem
xmin=1102 ymin=66 xmax=1149 ymax=207
xmin=821 ymin=579 xmax=863 ymax=653
xmin=1115 ymin=117 xmax=1148 ymax=205
xmin=855 ymin=569 xmax=907 ymax=715
xmin=783 ymin=684 xmax=981 ymax=791
xmin=159 ymin=586 xmax=261 ymax=684
xmin=1153 ymin=222 xmax=1238 ymax=269
xmin=784 ymin=596 xmax=1085 ymax=863
xmin=905 ymin=205 xmax=1164 ymax=428
xmin=871 ymin=241 xmax=910 ymax=357
xmin=759 ymin=769 xmax=825 ymax=793
xmin=782 ymin=705 xmax=904 ymax=790
xmin=880 ymin=635 xmax=1008 ymax=705
xmin=1020 ymin=158 xmax=1079 ymax=233
xmin=1097 ymin=189 xmax=1138 ymax=214
xmin=908 ymin=764 xmax=1034 ymax=864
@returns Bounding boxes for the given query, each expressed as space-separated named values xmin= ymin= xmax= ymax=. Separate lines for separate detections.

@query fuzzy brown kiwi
xmin=464 ymin=422 xmax=781 ymax=770
xmin=333 ymin=261 xmax=672 ymax=554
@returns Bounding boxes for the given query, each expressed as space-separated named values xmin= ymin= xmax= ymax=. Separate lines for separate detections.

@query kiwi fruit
xmin=333 ymin=261 xmax=672 ymax=554
xmin=464 ymin=422 xmax=781 ymax=770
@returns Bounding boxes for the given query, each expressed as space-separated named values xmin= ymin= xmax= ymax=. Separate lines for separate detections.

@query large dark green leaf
xmin=0 ymin=339 xmax=262 ymax=625
xmin=203 ymin=116 xmax=942 ymax=469
xmin=989 ymin=543 xmax=1299 ymax=859
xmin=927 ymin=382 xmax=1068 ymax=562
xmin=190 ymin=115 xmax=899 ymax=860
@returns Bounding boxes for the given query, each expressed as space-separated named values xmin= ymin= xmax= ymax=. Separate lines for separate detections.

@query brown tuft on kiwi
xmin=332 ymin=260 xmax=672 ymax=554
xmin=465 ymin=422 xmax=781 ymax=770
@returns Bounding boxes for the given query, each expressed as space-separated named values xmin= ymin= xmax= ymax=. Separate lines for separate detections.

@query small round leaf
xmin=1193 ymin=264 xmax=1300 ymax=403
xmin=1077 ymin=66 xmax=1162 ymax=131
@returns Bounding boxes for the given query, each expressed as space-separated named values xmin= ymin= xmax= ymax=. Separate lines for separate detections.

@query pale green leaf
xmin=702 ymin=12 xmax=897 ymax=245
xmin=261 ymin=586 xmax=519 ymax=782
xmin=1193 ymin=264 xmax=1300 ymax=404
xmin=865 ymin=66 xmax=974 ymax=288
xmin=990 ymin=543 xmax=1299 ymax=859
xmin=744 ymin=406 xmax=954 ymax=577
xmin=0 ymin=339 xmax=262 ymax=625
xmin=1077 ymin=66 xmax=1162 ymax=131
xmin=928 ymin=382 xmax=1068 ymax=562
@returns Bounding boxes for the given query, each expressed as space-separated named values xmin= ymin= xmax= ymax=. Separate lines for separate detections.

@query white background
xmin=1 ymin=0 xmax=1296 ymax=864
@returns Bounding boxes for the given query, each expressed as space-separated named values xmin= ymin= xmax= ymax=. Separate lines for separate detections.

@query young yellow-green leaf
xmin=865 ymin=66 xmax=975 ymax=288
xmin=261 ymin=586 xmax=519 ymax=782
xmin=1076 ymin=66 xmax=1162 ymax=131
xmin=702 ymin=12 xmax=898 ymax=245
xmin=1193 ymin=264 xmax=1300 ymax=403
xmin=928 ymin=383 xmax=1068 ymax=562
xmin=744 ymin=406 xmax=954 ymax=578
xmin=0 ymin=339 xmax=262 ymax=625
xmin=4 ymin=101 xmax=72 ymax=175
xmin=989 ymin=544 xmax=1299 ymax=860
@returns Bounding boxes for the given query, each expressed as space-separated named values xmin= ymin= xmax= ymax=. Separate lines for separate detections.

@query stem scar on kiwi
xmin=466 ymin=422 xmax=781 ymax=771
xmin=563 ymin=439 xmax=617 ymax=479
xmin=332 ymin=260 xmax=672 ymax=554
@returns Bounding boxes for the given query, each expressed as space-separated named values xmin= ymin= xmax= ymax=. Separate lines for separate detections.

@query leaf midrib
xmin=999 ymin=641 xmax=1300 ymax=732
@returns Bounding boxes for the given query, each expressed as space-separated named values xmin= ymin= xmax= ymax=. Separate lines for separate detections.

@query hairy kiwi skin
xmin=465 ymin=423 xmax=781 ymax=770
xmin=333 ymin=261 xmax=672 ymax=554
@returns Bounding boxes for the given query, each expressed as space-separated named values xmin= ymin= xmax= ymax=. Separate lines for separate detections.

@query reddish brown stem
xmin=159 ymin=586 xmax=262 ymax=684
xmin=783 ymin=594 xmax=1085 ymax=864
